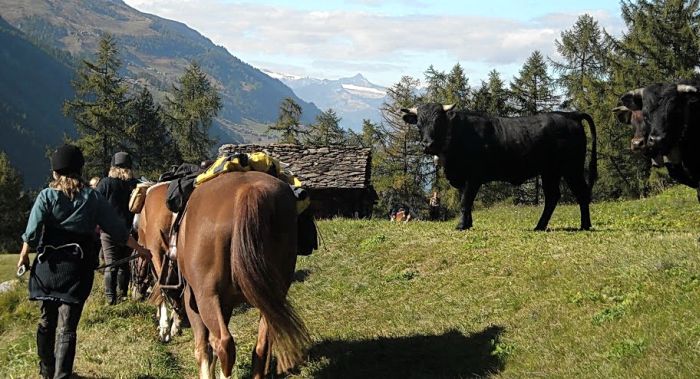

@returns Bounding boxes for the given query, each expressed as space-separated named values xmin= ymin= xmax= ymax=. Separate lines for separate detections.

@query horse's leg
xmin=158 ymin=301 xmax=171 ymax=343
xmin=198 ymin=295 xmax=236 ymax=378
xmin=252 ymin=316 xmax=272 ymax=379
xmin=185 ymin=286 xmax=213 ymax=379
xmin=170 ymin=308 xmax=182 ymax=337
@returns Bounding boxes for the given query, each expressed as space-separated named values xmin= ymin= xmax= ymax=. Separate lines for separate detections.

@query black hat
xmin=51 ymin=144 xmax=84 ymax=176
xmin=111 ymin=152 xmax=132 ymax=169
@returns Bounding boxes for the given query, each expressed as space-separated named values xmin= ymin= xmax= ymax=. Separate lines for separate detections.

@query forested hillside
xmin=0 ymin=16 xmax=75 ymax=187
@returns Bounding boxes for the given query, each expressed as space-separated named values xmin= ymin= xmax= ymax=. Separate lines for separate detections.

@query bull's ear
xmin=612 ymin=106 xmax=632 ymax=124
xmin=400 ymin=108 xmax=418 ymax=124
xmin=442 ymin=104 xmax=455 ymax=112
xmin=402 ymin=113 xmax=418 ymax=125
xmin=620 ymin=91 xmax=643 ymax=111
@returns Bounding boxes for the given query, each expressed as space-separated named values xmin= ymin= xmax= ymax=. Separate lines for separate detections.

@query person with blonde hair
xmin=17 ymin=144 xmax=151 ymax=379
xmin=95 ymin=152 xmax=138 ymax=305
xmin=88 ymin=176 xmax=100 ymax=189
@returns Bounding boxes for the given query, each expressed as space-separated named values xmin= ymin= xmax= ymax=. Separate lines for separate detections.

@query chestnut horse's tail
xmin=231 ymin=185 xmax=310 ymax=373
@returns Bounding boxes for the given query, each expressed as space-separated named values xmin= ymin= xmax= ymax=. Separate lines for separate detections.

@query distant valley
xmin=263 ymin=70 xmax=387 ymax=131
xmin=0 ymin=0 xmax=321 ymax=187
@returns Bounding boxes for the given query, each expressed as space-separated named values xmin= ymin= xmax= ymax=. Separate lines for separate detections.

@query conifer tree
xmin=551 ymin=14 xmax=607 ymax=108
xmin=423 ymin=65 xmax=448 ymax=103
xmin=0 ymin=152 xmax=30 ymax=251
xmin=268 ymin=97 xmax=304 ymax=144
xmin=510 ymin=51 xmax=559 ymax=116
xmin=304 ymin=108 xmax=345 ymax=146
xmin=610 ymin=0 xmax=700 ymax=85
xmin=165 ymin=62 xmax=222 ymax=163
xmin=445 ymin=63 xmax=471 ymax=108
xmin=511 ymin=51 xmax=559 ymax=204
xmin=63 ymin=34 xmax=129 ymax=177
xmin=376 ymin=76 xmax=432 ymax=216
xmin=126 ymin=87 xmax=178 ymax=178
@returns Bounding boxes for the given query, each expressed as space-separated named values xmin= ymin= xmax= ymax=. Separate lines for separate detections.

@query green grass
xmin=2 ymin=186 xmax=700 ymax=378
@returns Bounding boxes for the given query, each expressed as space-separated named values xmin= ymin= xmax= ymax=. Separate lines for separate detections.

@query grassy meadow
xmin=1 ymin=186 xmax=700 ymax=378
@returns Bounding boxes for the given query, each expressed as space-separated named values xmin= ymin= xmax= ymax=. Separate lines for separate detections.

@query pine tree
xmin=126 ymin=87 xmax=179 ymax=178
xmin=268 ymin=97 xmax=304 ymax=144
xmin=165 ymin=62 xmax=222 ymax=163
xmin=304 ymin=108 xmax=345 ymax=146
xmin=63 ymin=34 xmax=130 ymax=177
xmin=0 ymin=152 xmax=31 ymax=251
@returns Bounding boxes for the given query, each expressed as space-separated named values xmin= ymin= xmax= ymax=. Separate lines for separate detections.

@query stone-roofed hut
xmin=218 ymin=144 xmax=378 ymax=218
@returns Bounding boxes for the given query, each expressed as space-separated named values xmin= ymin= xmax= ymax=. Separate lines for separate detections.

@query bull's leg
xmin=535 ymin=175 xmax=561 ymax=231
xmin=564 ymin=173 xmax=592 ymax=230
xmin=456 ymin=181 xmax=481 ymax=230
xmin=184 ymin=286 xmax=214 ymax=379
xmin=252 ymin=316 xmax=272 ymax=379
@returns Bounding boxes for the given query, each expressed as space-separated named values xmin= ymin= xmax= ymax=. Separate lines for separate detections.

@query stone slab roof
xmin=218 ymin=144 xmax=373 ymax=189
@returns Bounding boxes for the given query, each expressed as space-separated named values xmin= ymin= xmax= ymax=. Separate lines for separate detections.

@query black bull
xmin=402 ymin=104 xmax=597 ymax=231
xmin=614 ymin=83 xmax=700 ymax=191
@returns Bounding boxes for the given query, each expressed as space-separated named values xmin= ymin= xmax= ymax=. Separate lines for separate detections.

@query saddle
xmin=158 ymin=152 xmax=318 ymax=291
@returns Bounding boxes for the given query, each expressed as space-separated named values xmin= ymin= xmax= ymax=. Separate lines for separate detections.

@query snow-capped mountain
xmin=262 ymin=70 xmax=387 ymax=131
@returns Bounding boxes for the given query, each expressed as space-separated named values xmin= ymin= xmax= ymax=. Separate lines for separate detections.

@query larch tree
xmin=268 ymin=97 xmax=304 ymax=144
xmin=376 ymin=75 xmax=432 ymax=217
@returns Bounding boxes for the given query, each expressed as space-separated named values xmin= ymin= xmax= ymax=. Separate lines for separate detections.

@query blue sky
xmin=125 ymin=0 xmax=624 ymax=87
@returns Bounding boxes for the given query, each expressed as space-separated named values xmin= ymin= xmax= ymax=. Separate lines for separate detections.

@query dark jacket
xmin=23 ymin=187 xmax=131 ymax=303
xmin=96 ymin=177 xmax=138 ymax=229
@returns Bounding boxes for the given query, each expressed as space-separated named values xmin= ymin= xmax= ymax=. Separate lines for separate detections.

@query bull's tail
xmin=580 ymin=112 xmax=598 ymax=190
xmin=231 ymin=185 xmax=310 ymax=373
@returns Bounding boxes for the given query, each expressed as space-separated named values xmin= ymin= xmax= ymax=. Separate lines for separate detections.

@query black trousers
xmin=100 ymin=233 xmax=131 ymax=302
xmin=37 ymin=300 xmax=84 ymax=379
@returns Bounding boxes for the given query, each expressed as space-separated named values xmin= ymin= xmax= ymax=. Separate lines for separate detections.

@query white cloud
xmin=123 ymin=0 xmax=622 ymax=82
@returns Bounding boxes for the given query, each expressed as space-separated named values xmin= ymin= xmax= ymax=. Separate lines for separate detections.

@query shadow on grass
xmin=305 ymin=325 xmax=505 ymax=378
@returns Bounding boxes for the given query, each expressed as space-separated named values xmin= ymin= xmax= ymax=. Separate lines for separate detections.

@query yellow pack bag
xmin=194 ymin=152 xmax=310 ymax=214
xmin=128 ymin=182 xmax=153 ymax=214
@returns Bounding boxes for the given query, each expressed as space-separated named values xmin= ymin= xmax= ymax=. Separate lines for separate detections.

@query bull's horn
xmin=627 ymin=88 xmax=644 ymax=97
xmin=442 ymin=104 xmax=455 ymax=112
xmin=611 ymin=105 xmax=630 ymax=113
xmin=400 ymin=107 xmax=417 ymax=114
xmin=677 ymin=84 xmax=698 ymax=93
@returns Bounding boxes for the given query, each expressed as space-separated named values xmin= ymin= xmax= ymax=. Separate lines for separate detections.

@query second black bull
xmin=401 ymin=104 xmax=597 ymax=231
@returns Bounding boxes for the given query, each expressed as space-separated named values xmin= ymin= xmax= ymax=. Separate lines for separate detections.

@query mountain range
xmin=0 ymin=0 xmax=321 ymax=187
xmin=263 ymin=70 xmax=387 ymax=131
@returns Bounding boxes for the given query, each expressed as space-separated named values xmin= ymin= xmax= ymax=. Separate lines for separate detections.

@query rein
xmin=95 ymin=253 xmax=142 ymax=271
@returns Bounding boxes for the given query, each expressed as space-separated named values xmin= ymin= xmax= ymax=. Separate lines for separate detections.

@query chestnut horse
xmin=134 ymin=182 xmax=184 ymax=342
xmin=178 ymin=171 xmax=309 ymax=379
